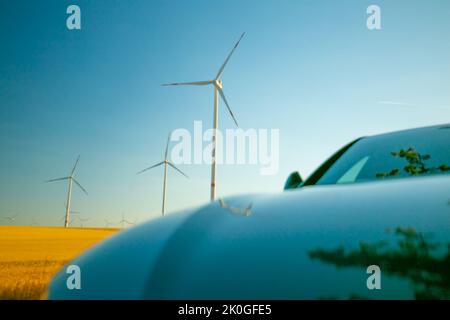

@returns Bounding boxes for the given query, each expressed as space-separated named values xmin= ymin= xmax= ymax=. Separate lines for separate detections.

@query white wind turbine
xmin=46 ymin=156 xmax=88 ymax=228
xmin=137 ymin=134 xmax=188 ymax=216
xmin=162 ymin=32 xmax=245 ymax=201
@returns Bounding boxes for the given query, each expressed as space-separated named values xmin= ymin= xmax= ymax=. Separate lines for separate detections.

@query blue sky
xmin=1 ymin=0 xmax=449 ymax=227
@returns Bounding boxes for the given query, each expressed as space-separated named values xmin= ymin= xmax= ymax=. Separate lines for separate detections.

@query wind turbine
xmin=105 ymin=219 xmax=114 ymax=228
xmin=117 ymin=213 xmax=135 ymax=229
xmin=162 ymin=32 xmax=245 ymax=201
xmin=74 ymin=216 xmax=89 ymax=228
xmin=137 ymin=134 xmax=188 ymax=215
xmin=30 ymin=219 xmax=39 ymax=226
xmin=2 ymin=213 xmax=19 ymax=223
xmin=46 ymin=156 xmax=88 ymax=228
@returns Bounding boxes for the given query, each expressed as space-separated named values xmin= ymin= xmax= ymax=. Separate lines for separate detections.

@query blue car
xmin=48 ymin=124 xmax=450 ymax=299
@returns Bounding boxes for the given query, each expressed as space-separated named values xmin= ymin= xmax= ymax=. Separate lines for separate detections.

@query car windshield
xmin=313 ymin=125 xmax=450 ymax=186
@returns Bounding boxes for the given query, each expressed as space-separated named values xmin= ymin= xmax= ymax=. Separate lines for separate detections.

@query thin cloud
xmin=378 ymin=101 xmax=449 ymax=110
xmin=378 ymin=101 xmax=414 ymax=106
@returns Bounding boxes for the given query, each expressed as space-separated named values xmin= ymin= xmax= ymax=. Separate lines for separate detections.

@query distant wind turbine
xmin=137 ymin=134 xmax=188 ymax=216
xmin=74 ymin=216 xmax=89 ymax=228
xmin=104 ymin=219 xmax=114 ymax=228
xmin=162 ymin=32 xmax=245 ymax=201
xmin=117 ymin=213 xmax=135 ymax=229
xmin=46 ymin=156 xmax=88 ymax=228
xmin=30 ymin=218 xmax=39 ymax=226
xmin=2 ymin=213 xmax=19 ymax=223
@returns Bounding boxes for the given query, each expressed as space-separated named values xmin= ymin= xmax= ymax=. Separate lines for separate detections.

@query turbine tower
xmin=59 ymin=209 xmax=79 ymax=227
xmin=137 ymin=134 xmax=188 ymax=215
xmin=162 ymin=32 xmax=245 ymax=201
xmin=46 ymin=156 xmax=88 ymax=228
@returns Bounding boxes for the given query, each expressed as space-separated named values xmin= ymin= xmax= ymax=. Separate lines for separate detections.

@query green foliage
xmin=376 ymin=147 xmax=450 ymax=179
xmin=308 ymin=227 xmax=450 ymax=299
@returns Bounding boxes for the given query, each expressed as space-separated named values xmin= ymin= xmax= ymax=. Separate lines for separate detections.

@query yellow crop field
xmin=0 ymin=226 xmax=118 ymax=300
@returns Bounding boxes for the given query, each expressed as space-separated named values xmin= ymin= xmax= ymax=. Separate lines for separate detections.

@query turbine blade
xmin=71 ymin=155 xmax=80 ymax=176
xmin=168 ymin=162 xmax=189 ymax=178
xmin=165 ymin=133 xmax=171 ymax=161
xmin=45 ymin=177 xmax=70 ymax=183
xmin=72 ymin=178 xmax=88 ymax=195
xmin=161 ymin=80 xmax=212 ymax=86
xmin=136 ymin=161 xmax=164 ymax=175
xmin=215 ymin=32 xmax=245 ymax=80
xmin=218 ymin=88 xmax=239 ymax=127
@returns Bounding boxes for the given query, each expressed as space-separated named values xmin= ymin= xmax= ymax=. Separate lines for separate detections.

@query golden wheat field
xmin=0 ymin=226 xmax=118 ymax=300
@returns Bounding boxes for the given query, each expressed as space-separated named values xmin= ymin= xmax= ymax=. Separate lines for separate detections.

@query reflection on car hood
xmin=48 ymin=175 xmax=450 ymax=299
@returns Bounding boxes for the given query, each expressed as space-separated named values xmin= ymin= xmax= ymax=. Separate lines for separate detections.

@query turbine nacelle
xmin=214 ymin=79 xmax=223 ymax=89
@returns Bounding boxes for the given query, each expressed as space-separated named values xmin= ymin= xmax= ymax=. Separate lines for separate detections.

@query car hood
xmin=48 ymin=175 xmax=450 ymax=299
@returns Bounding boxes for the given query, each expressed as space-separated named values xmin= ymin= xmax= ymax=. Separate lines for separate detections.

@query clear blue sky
xmin=1 ymin=0 xmax=449 ymax=227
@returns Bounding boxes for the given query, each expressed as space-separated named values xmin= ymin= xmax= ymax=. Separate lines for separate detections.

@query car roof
xmin=302 ymin=123 xmax=449 ymax=187
xmin=363 ymin=123 xmax=450 ymax=141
